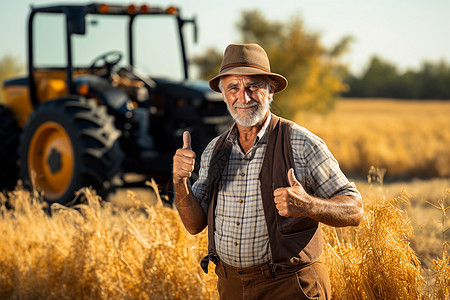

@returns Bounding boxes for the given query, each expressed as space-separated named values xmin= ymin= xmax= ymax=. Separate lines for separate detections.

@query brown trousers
xmin=214 ymin=260 xmax=330 ymax=300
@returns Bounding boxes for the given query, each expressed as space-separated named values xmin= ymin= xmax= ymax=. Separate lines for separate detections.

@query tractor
xmin=0 ymin=3 xmax=231 ymax=205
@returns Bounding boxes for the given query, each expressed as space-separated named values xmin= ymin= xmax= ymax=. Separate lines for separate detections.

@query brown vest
xmin=200 ymin=114 xmax=322 ymax=273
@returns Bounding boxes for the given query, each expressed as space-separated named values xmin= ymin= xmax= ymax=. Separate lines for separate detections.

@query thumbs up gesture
xmin=173 ymin=131 xmax=196 ymax=184
xmin=182 ymin=130 xmax=192 ymax=150
xmin=273 ymin=168 xmax=312 ymax=217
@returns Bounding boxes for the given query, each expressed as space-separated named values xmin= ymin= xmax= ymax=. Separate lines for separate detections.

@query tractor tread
xmin=19 ymin=97 xmax=124 ymax=205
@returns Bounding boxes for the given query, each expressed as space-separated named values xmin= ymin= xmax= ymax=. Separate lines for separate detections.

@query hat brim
xmin=208 ymin=66 xmax=288 ymax=93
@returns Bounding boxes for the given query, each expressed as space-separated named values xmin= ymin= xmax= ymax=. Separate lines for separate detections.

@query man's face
xmin=221 ymin=75 xmax=274 ymax=127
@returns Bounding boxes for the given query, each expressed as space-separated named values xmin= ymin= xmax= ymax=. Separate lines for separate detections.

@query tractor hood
xmin=153 ymin=78 xmax=223 ymax=102
xmin=150 ymin=77 xmax=231 ymax=125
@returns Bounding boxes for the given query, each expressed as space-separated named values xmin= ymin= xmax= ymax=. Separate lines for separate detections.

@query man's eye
xmin=249 ymin=85 xmax=259 ymax=91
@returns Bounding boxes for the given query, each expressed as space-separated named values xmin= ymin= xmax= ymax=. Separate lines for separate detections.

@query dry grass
xmin=432 ymin=253 xmax=450 ymax=299
xmin=427 ymin=189 xmax=450 ymax=299
xmin=0 ymin=185 xmax=218 ymax=300
xmin=0 ymin=181 xmax=448 ymax=299
xmin=294 ymin=99 xmax=450 ymax=179
xmin=322 ymin=180 xmax=450 ymax=299
xmin=356 ymin=178 xmax=450 ymax=271
xmin=322 ymin=191 xmax=425 ymax=299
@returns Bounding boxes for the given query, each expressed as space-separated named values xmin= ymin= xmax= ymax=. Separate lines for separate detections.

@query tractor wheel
xmin=0 ymin=105 xmax=21 ymax=190
xmin=19 ymin=97 xmax=124 ymax=205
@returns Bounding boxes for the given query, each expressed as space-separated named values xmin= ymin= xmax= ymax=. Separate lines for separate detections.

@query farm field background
xmin=294 ymin=98 xmax=450 ymax=274
xmin=1 ymin=98 xmax=449 ymax=299
xmin=293 ymin=98 xmax=450 ymax=180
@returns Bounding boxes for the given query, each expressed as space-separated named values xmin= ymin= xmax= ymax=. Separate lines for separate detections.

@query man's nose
xmin=238 ymin=88 xmax=252 ymax=104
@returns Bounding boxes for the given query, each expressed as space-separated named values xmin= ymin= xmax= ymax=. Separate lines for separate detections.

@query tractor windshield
xmin=132 ymin=16 xmax=184 ymax=80
xmin=72 ymin=15 xmax=129 ymax=69
xmin=72 ymin=14 xmax=185 ymax=80
xmin=33 ymin=13 xmax=67 ymax=68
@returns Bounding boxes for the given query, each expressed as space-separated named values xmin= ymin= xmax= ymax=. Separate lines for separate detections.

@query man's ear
xmin=269 ymin=84 xmax=275 ymax=95
xmin=269 ymin=91 xmax=275 ymax=101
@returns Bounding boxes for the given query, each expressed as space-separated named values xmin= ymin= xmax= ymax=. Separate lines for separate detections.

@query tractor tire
xmin=0 ymin=105 xmax=21 ymax=190
xmin=19 ymin=97 xmax=124 ymax=205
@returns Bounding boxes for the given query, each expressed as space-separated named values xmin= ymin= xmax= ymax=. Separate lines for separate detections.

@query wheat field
xmin=0 ymin=185 xmax=218 ymax=300
xmin=0 ymin=99 xmax=449 ymax=299
xmin=0 ymin=181 xmax=448 ymax=299
xmin=294 ymin=99 xmax=450 ymax=179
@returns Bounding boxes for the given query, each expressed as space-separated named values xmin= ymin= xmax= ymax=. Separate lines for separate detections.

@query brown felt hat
xmin=208 ymin=43 xmax=288 ymax=93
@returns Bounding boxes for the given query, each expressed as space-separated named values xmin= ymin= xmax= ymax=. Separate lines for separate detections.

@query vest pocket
xmin=277 ymin=226 xmax=323 ymax=265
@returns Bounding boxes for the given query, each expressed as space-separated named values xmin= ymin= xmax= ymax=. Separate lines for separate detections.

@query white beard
xmin=226 ymin=95 xmax=271 ymax=127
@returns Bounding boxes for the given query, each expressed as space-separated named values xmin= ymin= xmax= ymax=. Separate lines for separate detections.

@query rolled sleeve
xmin=291 ymin=124 xmax=360 ymax=200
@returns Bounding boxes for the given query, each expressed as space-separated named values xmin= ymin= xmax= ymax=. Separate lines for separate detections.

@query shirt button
xmin=238 ymin=199 xmax=243 ymax=203
xmin=241 ymin=172 xmax=245 ymax=177
xmin=236 ymin=222 xmax=240 ymax=226
xmin=234 ymin=242 xmax=238 ymax=246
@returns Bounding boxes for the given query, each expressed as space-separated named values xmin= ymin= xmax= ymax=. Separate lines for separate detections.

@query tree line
xmin=343 ymin=56 xmax=450 ymax=99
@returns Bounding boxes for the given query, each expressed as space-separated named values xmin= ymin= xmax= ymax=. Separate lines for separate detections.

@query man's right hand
xmin=173 ymin=131 xmax=196 ymax=183
xmin=172 ymin=131 xmax=207 ymax=235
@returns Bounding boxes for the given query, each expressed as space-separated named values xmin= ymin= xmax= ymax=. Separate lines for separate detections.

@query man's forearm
xmin=308 ymin=194 xmax=363 ymax=227
xmin=274 ymin=171 xmax=363 ymax=227
xmin=174 ymin=180 xmax=207 ymax=235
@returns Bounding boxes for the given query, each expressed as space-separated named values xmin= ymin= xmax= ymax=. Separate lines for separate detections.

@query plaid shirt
xmin=192 ymin=114 xmax=360 ymax=268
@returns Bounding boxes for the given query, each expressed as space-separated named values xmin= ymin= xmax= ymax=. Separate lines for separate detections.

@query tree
xmin=193 ymin=10 xmax=352 ymax=118
xmin=416 ymin=60 xmax=450 ymax=99
xmin=0 ymin=54 xmax=24 ymax=103
xmin=192 ymin=47 xmax=223 ymax=81
xmin=359 ymin=56 xmax=399 ymax=97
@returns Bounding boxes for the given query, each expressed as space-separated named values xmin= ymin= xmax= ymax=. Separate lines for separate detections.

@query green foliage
xmin=193 ymin=10 xmax=352 ymax=118
xmin=0 ymin=54 xmax=24 ymax=103
xmin=344 ymin=56 xmax=450 ymax=99
xmin=192 ymin=47 xmax=223 ymax=82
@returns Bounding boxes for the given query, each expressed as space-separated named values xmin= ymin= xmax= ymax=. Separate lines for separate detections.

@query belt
xmin=220 ymin=261 xmax=279 ymax=280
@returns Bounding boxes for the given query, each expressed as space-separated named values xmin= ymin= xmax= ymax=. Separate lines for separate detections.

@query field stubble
xmin=0 ymin=181 xmax=448 ymax=299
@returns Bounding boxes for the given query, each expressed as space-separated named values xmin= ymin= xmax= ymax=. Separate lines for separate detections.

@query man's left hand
xmin=273 ymin=168 xmax=313 ymax=217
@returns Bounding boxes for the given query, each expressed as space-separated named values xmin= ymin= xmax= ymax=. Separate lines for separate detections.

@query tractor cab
xmin=1 ymin=3 xmax=231 ymax=205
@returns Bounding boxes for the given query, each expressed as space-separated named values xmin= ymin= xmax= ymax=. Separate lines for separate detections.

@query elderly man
xmin=172 ymin=43 xmax=363 ymax=300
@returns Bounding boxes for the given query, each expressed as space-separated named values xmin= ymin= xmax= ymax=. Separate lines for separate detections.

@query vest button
xmin=241 ymin=172 xmax=245 ymax=176
xmin=236 ymin=222 xmax=240 ymax=226
xmin=238 ymin=199 xmax=243 ymax=203
xmin=234 ymin=242 xmax=238 ymax=246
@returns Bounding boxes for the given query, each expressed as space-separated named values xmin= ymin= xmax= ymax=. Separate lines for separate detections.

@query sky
xmin=1 ymin=0 xmax=450 ymax=77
